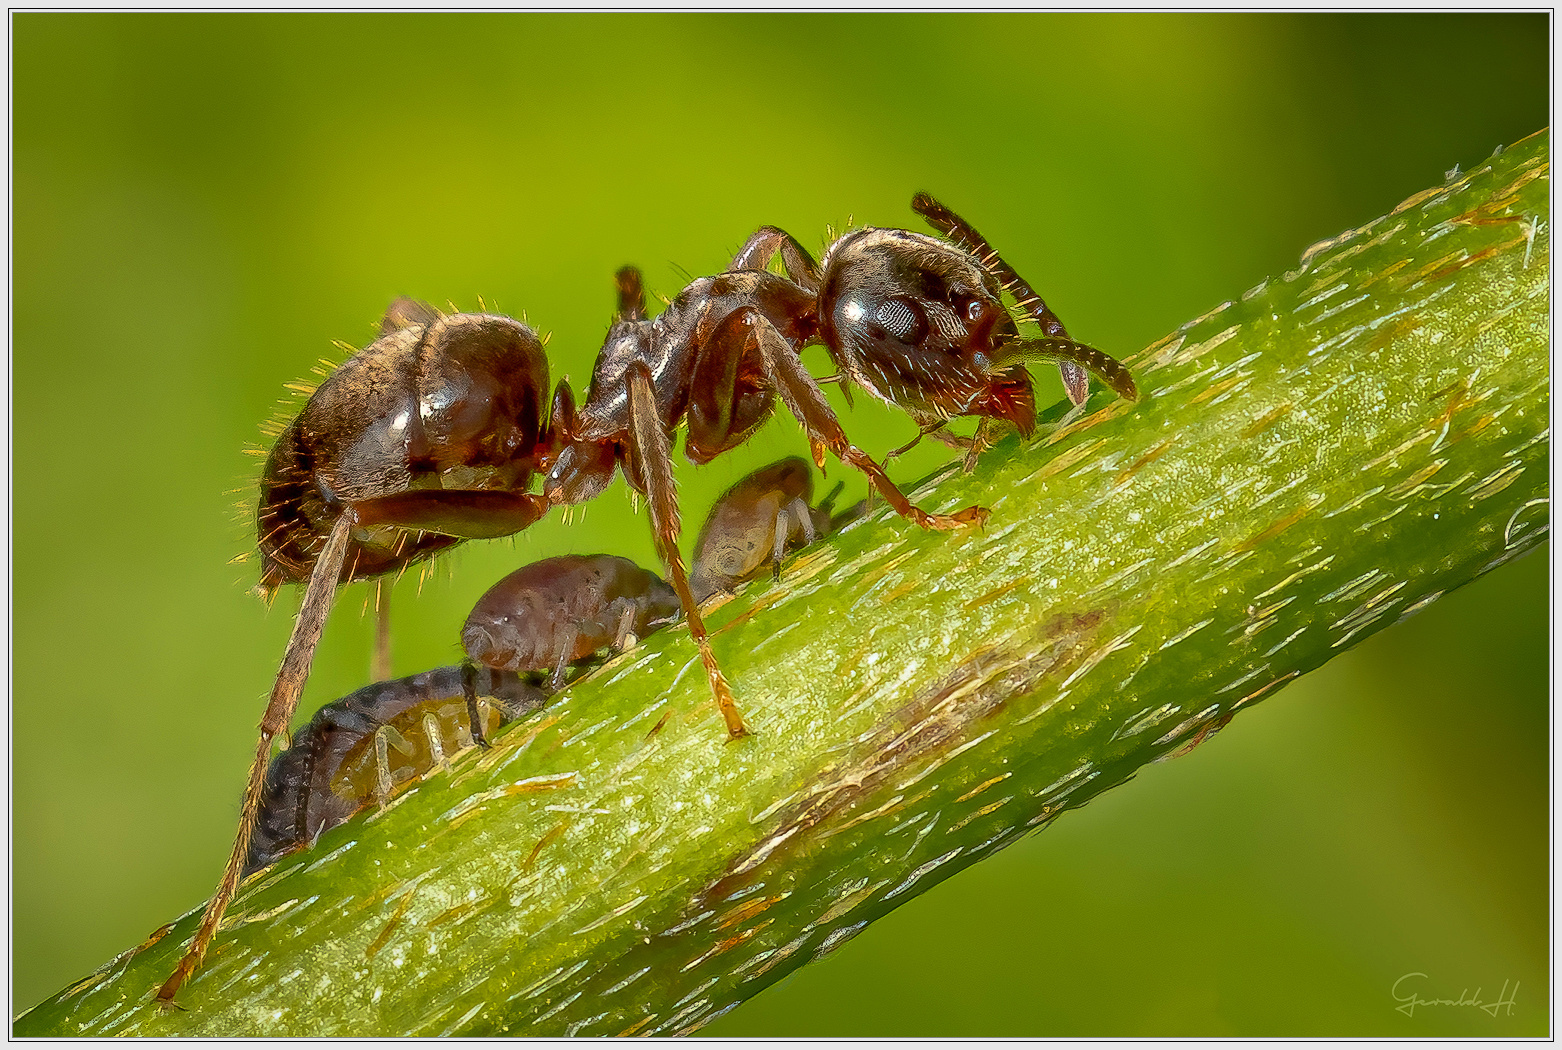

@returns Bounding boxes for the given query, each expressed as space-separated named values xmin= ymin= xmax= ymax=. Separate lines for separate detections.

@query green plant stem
xmin=16 ymin=130 xmax=1550 ymax=1037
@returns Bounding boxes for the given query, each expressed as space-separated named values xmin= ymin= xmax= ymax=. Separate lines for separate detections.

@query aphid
xmin=689 ymin=456 xmax=849 ymax=605
xmin=462 ymin=554 xmax=682 ymax=691
xmin=546 ymin=197 xmax=1136 ymax=739
xmin=160 ymin=299 xmax=568 ymax=1005
xmin=245 ymin=665 xmax=547 ymax=875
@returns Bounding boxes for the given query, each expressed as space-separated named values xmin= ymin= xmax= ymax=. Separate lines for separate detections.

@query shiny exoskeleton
xmin=689 ymin=456 xmax=849 ymax=605
xmin=545 ymin=196 xmax=1135 ymax=739
xmin=160 ymin=299 xmax=569 ymax=1005
xmin=462 ymin=554 xmax=681 ymax=691
xmin=245 ymin=665 xmax=547 ymax=876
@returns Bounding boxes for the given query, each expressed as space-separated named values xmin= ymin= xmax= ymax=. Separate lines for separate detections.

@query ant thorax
xmin=574 ymin=272 xmax=816 ymax=441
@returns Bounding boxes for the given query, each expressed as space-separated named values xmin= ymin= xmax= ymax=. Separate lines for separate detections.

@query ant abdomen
xmin=462 ymin=554 xmax=682 ymax=690
xmin=245 ymin=664 xmax=546 ymax=875
xmin=257 ymin=308 xmax=554 ymax=592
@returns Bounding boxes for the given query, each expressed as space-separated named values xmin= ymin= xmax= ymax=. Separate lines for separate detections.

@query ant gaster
xmin=160 ymin=299 xmax=571 ymax=1005
xmin=545 ymin=195 xmax=1136 ymax=740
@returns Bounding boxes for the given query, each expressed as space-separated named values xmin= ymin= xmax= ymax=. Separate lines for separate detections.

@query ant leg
xmin=911 ymin=193 xmax=1094 ymax=405
xmin=728 ymin=227 xmax=822 ymax=293
xmin=885 ymin=421 xmax=949 ymax=464
xmin=158 ymin=511 xmax=355 ymax=1006
xmin=615 ymin=266 xmax=647 ymax=322
xmin=372 ymin=578 xmax=392 ymax=682
xmin=626 ymin=362 xmax=750 ymax=739
xmin=351 ymin=490 xmax=550 ymax=540
xmin=962 ymin=419 xmax=991 ymax=474
xmin=746 ymin=317 xmax=989 ymax=531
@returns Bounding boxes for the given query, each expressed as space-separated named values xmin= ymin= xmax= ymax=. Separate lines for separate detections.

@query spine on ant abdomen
xmin=244 ymin=665 xmax=546 ymax=875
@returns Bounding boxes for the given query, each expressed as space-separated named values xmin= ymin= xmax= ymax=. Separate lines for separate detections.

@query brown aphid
xmin=160 ymin=299 xmax=571 ymax=1005
xmin=545 ymin=195 xmax=1135 ymax=738
xmin=245 ymin=664 xmax=547 ymax=876
xmin=689 ymin=456 xmax=847 ymax=605
xmin=462 ymin=554 xmax=681 ymax=692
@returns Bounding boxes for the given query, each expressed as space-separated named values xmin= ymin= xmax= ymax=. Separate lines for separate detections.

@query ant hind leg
xmin=158 ymin=511 xmax=355 ymax=1006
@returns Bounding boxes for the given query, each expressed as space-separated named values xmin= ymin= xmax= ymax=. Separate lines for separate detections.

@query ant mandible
xmin=545 ymin=195 xmax=1136 ymax=741
xmin=159 ymin=298 xmax=571 ymax=1005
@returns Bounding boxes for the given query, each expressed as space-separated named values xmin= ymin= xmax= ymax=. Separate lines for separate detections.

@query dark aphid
xmin=545 ymin=196 xmax=1134 ymax=738
xmin=462 ymin=554 xmax=681 ymax=692
xmin=245 ymin=665 xmax=547 ymax=876
xmin=161 ymin=299 xmax=570 ymax=1005
xmin=689 ymin=456 xmax=848 ymax=605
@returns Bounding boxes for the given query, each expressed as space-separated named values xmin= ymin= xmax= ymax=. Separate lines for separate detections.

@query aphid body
xmin=246 ymin=664 xmax=547 ymax=875
xmin=463 ymin=554 xmax=681 ymax=691
xmin=689 ymin=456 xmax=842 ymax=604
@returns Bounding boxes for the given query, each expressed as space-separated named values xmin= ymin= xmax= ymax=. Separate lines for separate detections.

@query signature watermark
xmin=1392 ymin=973 xmax=1518 ymax=1019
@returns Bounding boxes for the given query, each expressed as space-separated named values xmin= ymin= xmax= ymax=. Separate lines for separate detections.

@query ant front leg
xmin=624 ymin=361 xmax=750 ymax=740
xmin=744 ymin=313 xmax=990 ymax=531
xmin=729 ymin=226 xmax=822 ymax=293
xmin=158 ymin=510 xmax=355 ymax=1006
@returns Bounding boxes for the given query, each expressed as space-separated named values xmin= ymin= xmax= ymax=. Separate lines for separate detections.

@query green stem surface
xmin=17 ymin=130 xmax=1550 ymax=1037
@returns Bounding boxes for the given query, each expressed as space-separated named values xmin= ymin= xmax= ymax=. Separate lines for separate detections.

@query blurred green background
xmin=12 ymin=12 xmax=1548 ymax=1034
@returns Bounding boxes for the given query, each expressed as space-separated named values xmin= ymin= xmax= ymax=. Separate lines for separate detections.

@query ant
xmin=462 ymin=554 xmax=682 ymax=692
xmin=689 ymin=456 xmax=853 ymax=605
xmin=544 ymin=195 xmax=1136 ymax=740
xmin=245 ymin=664 xmax=547 ymax=876
xmin=160 ymin=299 xmax=570 ymax=1005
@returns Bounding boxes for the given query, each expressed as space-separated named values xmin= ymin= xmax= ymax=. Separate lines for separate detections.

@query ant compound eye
xmin=874 ymin=297 xmax=928 ymax=345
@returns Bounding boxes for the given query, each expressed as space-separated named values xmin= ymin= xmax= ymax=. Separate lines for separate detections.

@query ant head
xmin=816 ymin=227 xmax=1019 ymax=376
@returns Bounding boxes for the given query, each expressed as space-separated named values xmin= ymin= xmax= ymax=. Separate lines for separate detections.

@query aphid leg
xmin=372 ymin=578 xmax=392 ymax=682
xmin=461 ymin=663 xmax=490 ymax=748
xmin=372 ymin=726 xmax=396 ymax=805
xmin=625 ymin=362 xmax=750 ymax=740
xmin=611 ymin=602 xmax=640 ymax=653
xmin=770 ymin=503 xmax=791 ymax=581
xmin=728 ymin=227 xmax=823 ymax=293
xmin=547 ymin=623 xmax=580 ymax=693
xmin=746 ymin=315 xmax=989 ymax=531
xmin=787 ymin=496 xmax=817 ymax=545
xmin=421 ymin=712 xmax=450 ymax=774
xmin=158 ymin=511 xmax=354 ymax=1006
